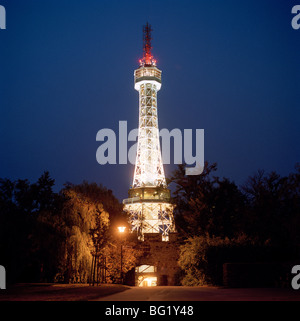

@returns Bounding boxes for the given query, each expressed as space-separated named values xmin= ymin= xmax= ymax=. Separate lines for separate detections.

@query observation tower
xmin=123 ymin=23 xmax=175 ymax=242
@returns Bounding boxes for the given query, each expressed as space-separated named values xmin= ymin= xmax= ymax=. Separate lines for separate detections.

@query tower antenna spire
xmin=141 ymin=22 xmax=156 ymax=66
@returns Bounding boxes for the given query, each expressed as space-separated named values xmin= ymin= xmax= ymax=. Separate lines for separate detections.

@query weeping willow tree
xmin=0 ymin=174 xmax=127 ymax=284
xmin=56 ymin=185 xmax=110 ymax=283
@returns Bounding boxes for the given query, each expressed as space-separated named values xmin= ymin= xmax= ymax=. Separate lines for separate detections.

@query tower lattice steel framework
xmin=123 ymin=23 xmax=175 ymax=241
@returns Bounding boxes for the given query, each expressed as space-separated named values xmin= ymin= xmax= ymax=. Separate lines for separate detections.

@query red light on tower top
xmin=140 ymin=22 xmax=156 ymax=66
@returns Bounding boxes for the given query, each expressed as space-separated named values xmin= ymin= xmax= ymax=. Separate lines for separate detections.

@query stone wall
xmin=134 ymin=233 xmax=180 ymax=286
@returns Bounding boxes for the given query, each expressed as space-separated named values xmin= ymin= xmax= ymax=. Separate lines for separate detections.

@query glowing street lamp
xmin=118 ymin=226 xmax=126 ymax=233
xmin=118 ymin=226 xmax=126 ymax=284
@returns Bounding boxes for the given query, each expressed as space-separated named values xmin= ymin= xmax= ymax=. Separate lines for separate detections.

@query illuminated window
xmin=136 ymin=265 xmax=156 ymax=273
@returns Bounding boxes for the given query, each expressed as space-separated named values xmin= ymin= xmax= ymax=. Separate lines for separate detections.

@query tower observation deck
xmin=123 ymin=23 xmax=175 ymax=241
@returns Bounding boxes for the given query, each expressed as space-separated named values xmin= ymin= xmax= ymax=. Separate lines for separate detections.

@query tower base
xmin=125 ymin=233 xmax=180 ymax=286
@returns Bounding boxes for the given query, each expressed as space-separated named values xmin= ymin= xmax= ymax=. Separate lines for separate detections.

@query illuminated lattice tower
xmin=123 ymin=23 xmax=175 ymax=242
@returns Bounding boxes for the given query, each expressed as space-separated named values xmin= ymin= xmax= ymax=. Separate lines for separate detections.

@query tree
xmin=103 ymin=236 xmax=142 ymax=284
xmin=0 ymin=172 xmax=62 ymax=283
xmin=58 ymin=183 xmax=110 ymax=283
xmin=0 ymin=175 xmax=126 ymax=284
xmin=57 ymin=181 xmax=129 ymax=284
xmin=176 ymin=164 xmax=300 ymax=286
xmin=241 ymin=166 xmax=300 ymax=246
xmin=170 ymin=162 xmax=246 ymax=239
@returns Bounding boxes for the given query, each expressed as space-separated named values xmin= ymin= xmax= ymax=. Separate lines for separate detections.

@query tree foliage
xmin=171 ymin=162 xmax=246 ymax=239
xmin=171 ymin=162 xmax=300 ymax=286
xmin=102 ymin=238 xmax=142 ymax=284
xmin=0 ymin=174 xmax=127 ymax=284
xmin=1 ymin=163 xmax=299 ymax=286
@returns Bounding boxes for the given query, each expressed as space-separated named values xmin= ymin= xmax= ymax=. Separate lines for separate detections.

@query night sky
xmin=1 ymin=0 xmax=299 ymax=201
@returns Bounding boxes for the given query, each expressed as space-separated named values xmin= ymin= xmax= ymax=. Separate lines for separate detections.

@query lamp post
xmin=118 ymin=226 xmax=126 ymax=284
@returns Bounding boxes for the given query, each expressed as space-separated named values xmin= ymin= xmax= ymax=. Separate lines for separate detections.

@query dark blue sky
xmin=1 ymin=0 xmax=299 ymax=201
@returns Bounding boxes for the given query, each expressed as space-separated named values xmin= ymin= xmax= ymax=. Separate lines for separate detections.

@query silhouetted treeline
xmin=171 ymin=162 xmax=300 ymax=285
xmin=1 ymin=163 xmax=299 ymax=286
xmin=0 ymin=173 xmax=132 ymax=284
